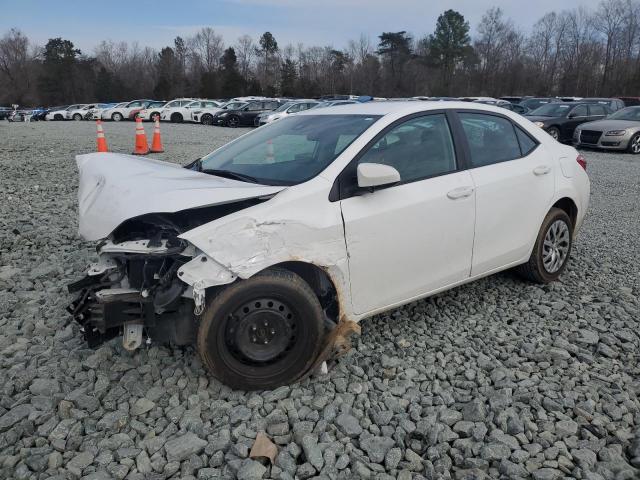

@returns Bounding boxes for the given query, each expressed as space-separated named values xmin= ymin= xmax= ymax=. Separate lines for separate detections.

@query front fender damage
xmin=176 ymin=215 xmax=360 ymax=374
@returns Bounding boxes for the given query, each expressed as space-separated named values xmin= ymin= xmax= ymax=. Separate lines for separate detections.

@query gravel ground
xmin=0 ymin=120 xmax=639 ymax=480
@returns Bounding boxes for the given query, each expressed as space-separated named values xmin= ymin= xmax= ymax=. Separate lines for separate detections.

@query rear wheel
xmin=627 ymin=133 xmax=640 ymax=154
xmin=197 ymin=269 xmax=325 ymax=390
xmin=516 ymin=207 xmax=572 ymax=284
xmin=112 ymin=112 xmax=123 ymax=122
xmin=201 ymin=114 xmax=213 ymax=126
xmin=546 ymin=127 xmax=560 ymax=141
xmin=150 ymin=112 xmax=160 ymax=122
xmin=226 ymin=115 xmax=240 ymax=128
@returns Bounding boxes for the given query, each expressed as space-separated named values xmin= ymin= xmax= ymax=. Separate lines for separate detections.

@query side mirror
xmin=357 ymin=163 xmax=401 ymax=190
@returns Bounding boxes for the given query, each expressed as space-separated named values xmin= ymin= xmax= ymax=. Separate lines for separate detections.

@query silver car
xmin=574 ymin=106 xmax=640 ymax=154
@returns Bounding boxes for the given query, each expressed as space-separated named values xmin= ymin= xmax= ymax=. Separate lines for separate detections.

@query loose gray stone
xmin=164 ymin=433 xmax=207 ymax=462
xmin=336 ymin=413 xmax=363 ymax=438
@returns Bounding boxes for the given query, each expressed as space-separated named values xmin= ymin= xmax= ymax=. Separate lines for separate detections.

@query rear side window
xmin=571 ymin=105 xmax=588 ymax=117
xmin=589 ymin=105 xmax=606 ymax=116
xmin=459 ymin=113 xmax=522 ymax=167
xmin=515 ymin=127 xmax=537 ymax=156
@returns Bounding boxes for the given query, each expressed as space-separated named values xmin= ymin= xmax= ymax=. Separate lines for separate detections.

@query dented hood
xmin=76 ymin=153 xmax=285 ymax=241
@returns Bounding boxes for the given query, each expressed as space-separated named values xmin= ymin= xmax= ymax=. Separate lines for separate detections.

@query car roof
xmin=297 ymin=100 xmax=516 ymax=117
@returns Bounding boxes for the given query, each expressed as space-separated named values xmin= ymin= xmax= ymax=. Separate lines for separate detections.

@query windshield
xmin=274 ymin=102 xmax=296 ymax=112
xmin=222 ymin=102 xmax=247 ymax=110
xmin=198 ymin=114 xmax=380 ymax=186
xmin=609 ymin=107 xmax=640 ymax=121
xmin=529 ymin=103 xmax=572 ymax=117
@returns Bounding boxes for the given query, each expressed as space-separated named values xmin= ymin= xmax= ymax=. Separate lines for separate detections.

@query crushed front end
xmin=67 ymin=234 xmax=197 ymax=349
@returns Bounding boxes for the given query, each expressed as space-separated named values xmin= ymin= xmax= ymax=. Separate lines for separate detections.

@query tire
xmin=546 ymin=127 xmax=560 ymax=141
xmin=197 ymin=269 xmax=325 ymax=390
xmin=150 ymin=112 xmax=160 ymax=122
xmin=516 ymin=207 xmax=573 ymax=284
xmin=54 ymin=114 xmax=63 ymax=121
xmin=226 ymin=115 xmax=240 ymax=128
xmin=171 ymin=113 xmax=183 ymax=123
xmin=201 ymin=114 xmax=213 ymax=126
xmin=112 ymin=112 xmax=123 ymax=122
xmin=627 ymin=132 xmax=640 ymax=154
xmin=73 ymin=113 xmax=82 ymax=121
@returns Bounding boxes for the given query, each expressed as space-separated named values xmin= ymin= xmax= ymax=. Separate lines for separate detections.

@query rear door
xmin=588 ymin=104 xmax=608 ymax=122
xmin=455 ymin=111 xmax=555 ymax=276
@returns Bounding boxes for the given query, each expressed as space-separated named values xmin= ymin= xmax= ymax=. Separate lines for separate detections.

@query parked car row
xmin=4 ymin=94 xmax=639 ymax=154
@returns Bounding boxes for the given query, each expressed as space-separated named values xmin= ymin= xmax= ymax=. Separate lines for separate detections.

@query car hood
xmin=76 ymin=153 xmax=286 ymax=241
xmin=525 ymin=115 xmax=558 ymax=124
xmin=578 ymin=119 xmax=640 ymax=131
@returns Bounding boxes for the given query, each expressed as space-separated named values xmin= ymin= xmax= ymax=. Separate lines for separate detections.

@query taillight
xmin=577 ymin=154 xmax=587 ymax=171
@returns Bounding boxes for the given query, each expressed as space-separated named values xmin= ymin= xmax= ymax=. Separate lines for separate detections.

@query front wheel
xmin=73 ymin=113 xmax=82 ymax=121
xmin=201 ymin=114 xmax=213 ymax=126
xmin=226 ymin=115 xmax=240 ymax=128
xmin=627 ymin=133 xmax=640 ymax=154
xmin=112 ymin=112 xmax=123 ymax=122
xmin=546 ymin=127 xmax=560 ymax=141
xmin=516 ymin=207 xmax=572 ymax=284
xmin=197 ymin=269 xmax=325 ymax=390
xmin=171 ymin=113 xmax=183 ymax=123
xmin=151 ymin=112 xmax=160 ymax=122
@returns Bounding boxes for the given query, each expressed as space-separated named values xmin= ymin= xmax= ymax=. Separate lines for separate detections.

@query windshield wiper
xmin=200 ymin=168 xmax=260 ymax=184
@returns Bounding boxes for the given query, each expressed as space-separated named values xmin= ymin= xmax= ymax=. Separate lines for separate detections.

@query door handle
xmin=447 ymin=186 xmax=474 ymax=200
xmin=533 ymin=165 xmax=551 ymax=176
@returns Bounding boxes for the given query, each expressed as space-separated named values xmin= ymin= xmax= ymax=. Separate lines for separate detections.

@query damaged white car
xmin=68 ymin=102 xmax=590 ymax=390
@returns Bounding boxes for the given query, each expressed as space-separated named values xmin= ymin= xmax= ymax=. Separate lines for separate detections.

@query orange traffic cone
xmin=96 ymin=119 xmax=108 ymax=152
xmin=132 ymin=117 xmax=149 ymax=155
xmin=150 ymin=118 xmax=164 ymax=153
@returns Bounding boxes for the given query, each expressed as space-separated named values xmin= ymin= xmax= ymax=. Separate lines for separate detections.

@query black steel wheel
xmin=197 ymin=269 xmax=325 ymax=390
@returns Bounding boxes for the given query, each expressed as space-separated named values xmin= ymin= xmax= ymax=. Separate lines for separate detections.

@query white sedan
xmin=103 ymin=99 xmax=153 ymax=121
xmin=158 ymin=98 xmax=198 ymax=123
xmin=69 ymin=102 xmax=590 ymax=390
xmin=66 ymin=104 xmax=98 ymax=120
xmin=137 ymin=101 xmax=168 ymax=121
xmin=161 ymin=99 xmax=221 ymax=123
xmin=46 ymin=104 xmax=86 ymax=121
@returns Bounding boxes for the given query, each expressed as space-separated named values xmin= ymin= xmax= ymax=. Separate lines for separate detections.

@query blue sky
xmin=1 ymin=0 xmax=602 ymax=53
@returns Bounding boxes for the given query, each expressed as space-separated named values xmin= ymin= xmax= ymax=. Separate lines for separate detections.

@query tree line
xmin=1 ymin=0 xmax=639 ymax=106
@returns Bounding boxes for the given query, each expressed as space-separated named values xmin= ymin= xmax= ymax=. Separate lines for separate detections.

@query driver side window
xmin=358 ymin=114 xmax=457 ymax=183
xmin=571 ymin=105 xmax=588 ymax=117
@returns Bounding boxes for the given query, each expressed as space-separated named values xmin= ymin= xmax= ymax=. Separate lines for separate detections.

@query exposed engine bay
xmin=67 ymin=200 xmax=264 ymax=349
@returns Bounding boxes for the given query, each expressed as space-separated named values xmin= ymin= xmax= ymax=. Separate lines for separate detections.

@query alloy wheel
xmin=542 ymin=220 xmax=570 ymax=273
xmin=631 ymin=135 xmax=640 ymax=154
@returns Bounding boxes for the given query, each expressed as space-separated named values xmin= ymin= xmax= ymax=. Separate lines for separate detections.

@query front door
xmin=340 ymin=113 xmax=476 ymax=314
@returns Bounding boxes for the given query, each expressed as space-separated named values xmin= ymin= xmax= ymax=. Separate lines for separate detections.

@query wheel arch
xmin=262 ymin=261 xmax=340 ymax=323
xmin=551 ymin=196 xmax=578 ymax=231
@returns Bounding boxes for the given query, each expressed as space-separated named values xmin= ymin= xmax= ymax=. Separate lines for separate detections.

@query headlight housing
xmin=605 ymin=130 xmax=626 ymax=136
xmin=534 ymin=122 xmax=545 ymax=128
